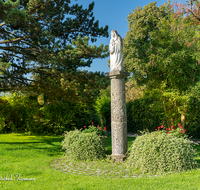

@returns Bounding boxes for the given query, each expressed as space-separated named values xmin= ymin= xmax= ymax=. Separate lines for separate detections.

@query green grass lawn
xmin=0 ymin=133 xmax=200 ymax=190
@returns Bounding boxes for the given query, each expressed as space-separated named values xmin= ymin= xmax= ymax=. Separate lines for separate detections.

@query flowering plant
xmin=83 ymin=122 xmax=107 ymax=137
xmin=126 ymin=129 xmax=198 ymax=175
xmin=154 ymin=123 xmax=187 ymax=138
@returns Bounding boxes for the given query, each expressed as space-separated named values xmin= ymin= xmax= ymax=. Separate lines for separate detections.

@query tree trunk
xmin=181 ymin=107 xmax=187 ymax=129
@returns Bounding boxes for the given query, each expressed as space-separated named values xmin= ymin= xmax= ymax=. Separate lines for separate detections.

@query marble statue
xmin=109 ymin=30 xmax=124 ymax=71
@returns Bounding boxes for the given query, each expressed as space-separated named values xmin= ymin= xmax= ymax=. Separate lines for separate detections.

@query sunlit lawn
xmin=0 ymin=133 xmax=200 ymax=190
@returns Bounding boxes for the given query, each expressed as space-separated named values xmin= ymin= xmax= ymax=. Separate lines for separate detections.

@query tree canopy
xmin=0 ymin=0 xmax=109 ymax=103
xmin=123 ymin=1 xmax=200 ymax=127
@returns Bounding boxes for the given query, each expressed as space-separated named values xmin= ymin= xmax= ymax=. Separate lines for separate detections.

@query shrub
xmin=0 ymin=91 xmax=101 ymax=135
xmin=82 ymin=123 xmax=107 ymax=136
xmin=186 ymin=97 xmax=200 ymax=139
xmin=125 ymin=131 xmax=198 ymax=175
xmin=61 ymin=129 xmax=105 ymax=161
xmin=127 ymin=96 xmax=166 ymax=133
xmin=154 ymin=123 xmax=187 ymax=138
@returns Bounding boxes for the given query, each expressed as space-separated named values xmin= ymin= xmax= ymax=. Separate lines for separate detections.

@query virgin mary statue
xmin=109 ymin=30 xmax=124 ymax=71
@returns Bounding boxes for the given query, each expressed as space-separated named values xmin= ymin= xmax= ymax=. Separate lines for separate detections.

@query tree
xmin=123 ymin=2 xmax=171 ymax=76
xmin=125 ymin=79 xmax=145 ymax=102
xmin=123 ymin=1 xmax=200 ymax=128
xmin=0 ymin=0 xmax=109 ymax=103
xmin=172 ymin=0 xmax=200 ymax=61
xmin=95 ymin=87 xmax=111 ymax=130
xmin=172 ymin=0 xmax=200 ymax=23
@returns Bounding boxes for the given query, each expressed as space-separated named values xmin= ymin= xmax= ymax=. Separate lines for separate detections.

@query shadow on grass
xmin=0 ymin=135 xmax=64 ymax=146
xmin=0 ymin=134 xmax=65 ymax=157
xmin=5 ymin=145 xmax=64 ymax=157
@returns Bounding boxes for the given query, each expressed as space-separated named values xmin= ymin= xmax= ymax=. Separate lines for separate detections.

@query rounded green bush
xmin=125 ymin=132 xmax=198 ymax=175
xmin=61 ymin=129 xmax=105 ymax=161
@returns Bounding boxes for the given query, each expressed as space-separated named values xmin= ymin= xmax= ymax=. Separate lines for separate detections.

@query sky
xmin=1 ymin=0 xmax=185 ymax=96
xmin=79 ymin=0 xmax=182 ymax=73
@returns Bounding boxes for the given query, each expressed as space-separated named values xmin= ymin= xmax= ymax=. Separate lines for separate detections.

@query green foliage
xmin=126 ymin=101 xmax=137 ymax=132
xmin=153 ymin=124 xmax=187 ymax=138
xmin=126 ymin=131 xmax=198 ymax=175
xmin=123 ymin=2 xmax=200 ymax=128
xmin=126 ymin=92 xmax=200 ymax=138
xmin=93 ymin=83 xmax=166 ymax=134
xmin=125 ymin=79 xmax=145 ymax=102
xmin=0 ymin=97 xmax=10 ymax=131
xmin=1 ymin=1 xmax=110 ymax=136
xmin=0 ymin=91 xmax=30 ymax=133
xmin=0 ymin=0 xmax=109 ymax=105
xmin=57 ymin=70 xmax=110 ymax=104
xmin=95 ymin=87 xmax=111 ymax=130
xmin=83 ymin=125 xmax=107 ymax=136
xmin=0 ymin=91 xmax=100 ymax=135
xmin=61 ymin=129 xmax=105 ymax=161
xmin=185 ymin=97 xmax=200 ymax=139
xmin=127 ymin=95 xmax=166 ymax=133
xmin=123 ymin=1 xmax=171 ymax=74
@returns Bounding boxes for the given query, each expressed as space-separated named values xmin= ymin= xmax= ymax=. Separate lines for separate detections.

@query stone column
xmin=106 ymin=70 xmax=130 ymax=162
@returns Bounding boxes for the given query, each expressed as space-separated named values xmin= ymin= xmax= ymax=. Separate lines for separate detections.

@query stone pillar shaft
xmin=106 ymin=71 xmax=130 ymax=162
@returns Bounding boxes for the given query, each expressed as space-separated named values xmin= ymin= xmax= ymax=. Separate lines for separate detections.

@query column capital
xmin=105 ymin=71 xmax=130 ymax=79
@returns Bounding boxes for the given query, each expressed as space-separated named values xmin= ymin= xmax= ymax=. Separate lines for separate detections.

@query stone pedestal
xmin=106 ymin=71 xmax=130 ymax=162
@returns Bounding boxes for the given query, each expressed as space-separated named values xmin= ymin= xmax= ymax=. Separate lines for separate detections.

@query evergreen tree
xmin=0 ymin=0 xmax=109 ymax=103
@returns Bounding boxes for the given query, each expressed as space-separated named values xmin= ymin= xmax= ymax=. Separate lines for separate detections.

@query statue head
xmin=111 ymin=30 xmax=123 ymax=48
xmin=111 ymin=30 xmax=118 ymax=40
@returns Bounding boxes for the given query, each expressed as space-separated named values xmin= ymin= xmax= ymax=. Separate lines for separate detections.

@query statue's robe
xmin=109 ymin=36 xmax=123 ymax=71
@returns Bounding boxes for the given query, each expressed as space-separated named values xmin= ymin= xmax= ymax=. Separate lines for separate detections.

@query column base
xmin=109 ymin=154 xmax=127 ymax=163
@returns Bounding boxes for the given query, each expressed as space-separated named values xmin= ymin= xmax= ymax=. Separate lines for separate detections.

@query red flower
xmin=166 ymin=128 xmax=168 ymax=130
xmin=180 ymin=126 xmax=183 ymax=129
xmin=155 ymin=129 xmax=157 ymax=131
xmin=99 ymin=128 xmax=102 ymax=130
xmin=158 ymin=127 xmax=160 ymax=129
xmin=171 ymin=126 xmax=174 ymax=129
xmin=84 ymin=126 xmax=86 ymax=128
xmin=167 ymin=132 xmax=170 ymax=134
xmin=92 ymin=121 xmax=94 ymax=124
xmin=161 ymin=125 xmax=164 ymax=128
xmin=185 ymin=129 xmax=187 ymax=132
xmin=178 ymin=123 xmax=181 ymax=126
xmin=104 ymin=127 xmax=106 ymax=131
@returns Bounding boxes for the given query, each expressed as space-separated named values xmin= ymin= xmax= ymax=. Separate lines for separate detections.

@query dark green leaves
xmin=0 ymin=0 xmax=109 ymax=104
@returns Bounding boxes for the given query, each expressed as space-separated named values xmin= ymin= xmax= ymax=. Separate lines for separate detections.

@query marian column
xmin=106 ymin=30 xmax=130 ymax=162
